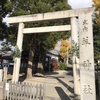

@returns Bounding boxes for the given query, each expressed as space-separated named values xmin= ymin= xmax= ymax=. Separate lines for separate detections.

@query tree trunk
xmin=26 ymin=34 xmax=36 ymax=78
xmin=26 ymin=44 xmax=35 ymax=78
xmin=37 ymin=62 xmax=43 ymax=73
xmin=35 ymin=48 xmax=44 ymax=76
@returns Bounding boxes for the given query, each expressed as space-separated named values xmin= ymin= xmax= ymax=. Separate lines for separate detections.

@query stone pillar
xmin=79 ymin=13 xmax=96 ymax=100
xmin=71 ymin=17 xmax=80 ymax=95
xmin=12 ymin=23 xmax=24 ymax=82
xmin=2 ymin=60 xmax=9 ymax=81
xmin=0 ymin=69 xmax=3 ymax=82
xmin=3 ymin=67 xmax=8 ymax=81
xmin=66 ymin=47 xmax=69 ymax=66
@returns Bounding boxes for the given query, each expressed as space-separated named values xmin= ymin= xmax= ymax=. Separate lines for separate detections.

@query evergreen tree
xmin=0 ymin=0 xmax=8 ymax=41
xmin=0 ymin=0 xmax=8 ymax=17
xmin=5 ymin=0 xmax=72 ymax=78
xmin=93 ymin=0 xmax=100 ymax=61
xmin=1 ymin=41 xmax=11 ymax=51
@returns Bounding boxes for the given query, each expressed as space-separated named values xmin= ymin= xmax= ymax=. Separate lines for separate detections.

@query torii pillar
xmin=12 ymin=23 xmax=24 ymax=81
xmin=71 ymin=17 xmax=80 ymax=95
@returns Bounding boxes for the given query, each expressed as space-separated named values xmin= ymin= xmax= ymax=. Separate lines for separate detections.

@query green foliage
xmin=97 ymin=63 xmax=100 ymax=70
xmin=11 ymin=45 xmax=21 ymax=58
xmin=0 ymin=22 xmax=8 ymax=41
xmin=71 ymin=40 xmax=79 ymax=58
xmin=0 ymin=41 xmax=11 ymax=51
xmin=0 ymin=42 xmax=21 ymax=58
xmin=93 ymin=0 xmax=100 ymax=61
xmin=93 ymin=19 xmax=100 ymax=60
xmin=4 ymin=0 xmax=13 ymax=13
xmin=68 ymin=59 xmax=72 ymax=64
xmin=0 ymin=0 xmax=8 ymax=17
xmin=7 ymin=26 xmax=18 ymax=46
xmin=59 ymin=62 xmax=66 ymax=70
xmin=0 ymin=0 xmax=10 ymax=41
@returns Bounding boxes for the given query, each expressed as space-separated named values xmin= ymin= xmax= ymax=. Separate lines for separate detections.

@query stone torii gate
xmin=7 ymin=7 xmax=96 ymax=100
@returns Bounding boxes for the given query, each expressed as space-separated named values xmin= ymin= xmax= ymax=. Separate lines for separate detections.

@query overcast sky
xmin=68 ymin=0 xmax=93 ymax=9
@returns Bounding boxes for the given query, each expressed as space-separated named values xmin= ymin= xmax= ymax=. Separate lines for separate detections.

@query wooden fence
xmin=3 ymin=81 xmax=46 ymax=100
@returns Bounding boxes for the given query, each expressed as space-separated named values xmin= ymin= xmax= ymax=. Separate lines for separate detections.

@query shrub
xmin=59 ymin=62 xmax=66 ymax=70
xmin=68 ymin=59 xmax=72 ymax=64
xmin=50 ymin=58 xmax=59 ymax=71
xmin=53 ymin=63 xmax=58 ymax=70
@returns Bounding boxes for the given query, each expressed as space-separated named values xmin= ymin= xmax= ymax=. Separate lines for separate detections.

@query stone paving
xmin=0 ymin=69 xmax=99 ymax=100
xmin=23 ymin=70 xmax=80 ymax=100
